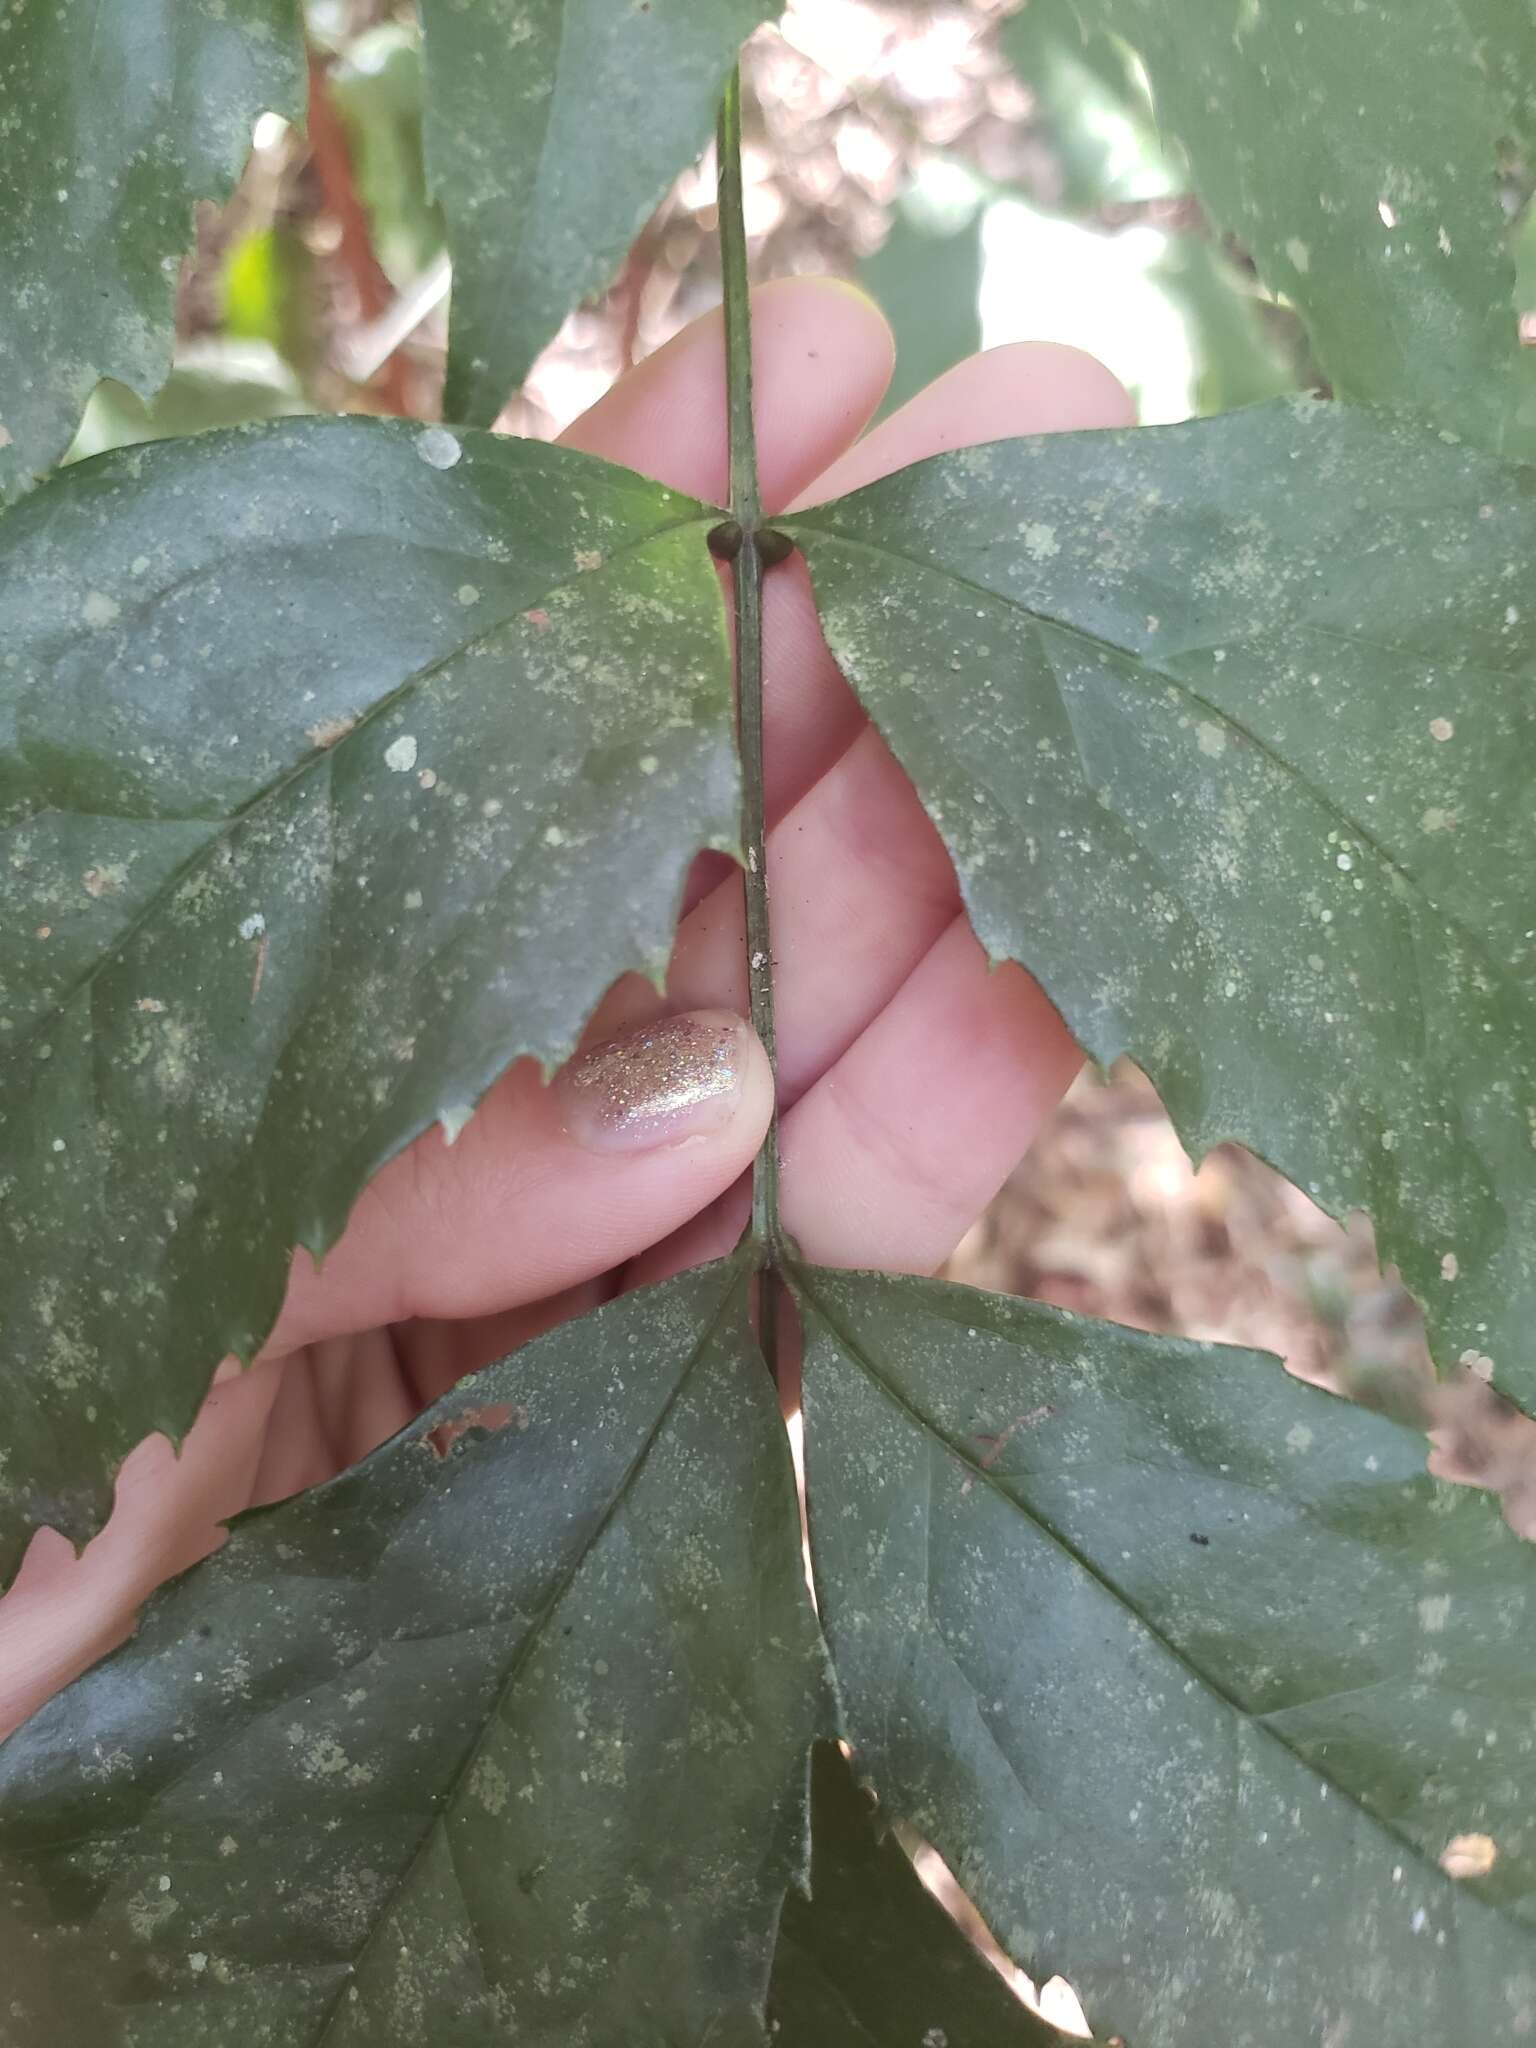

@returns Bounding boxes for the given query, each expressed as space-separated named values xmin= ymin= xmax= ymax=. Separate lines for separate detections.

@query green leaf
xmin=62 ymin=345 xmax=311 ymax=466
xmin=421 ymin=0 xmax=775 ymax=427
xmin=859 ymin=174 xmax=985 ymax=422
xmin=0 ymin=1260 xmax=830 ymax=2045
xmin=768 ymin=1744 xmax=1071 ymax=2046
xmin=0 ymin=0 xmax=304 ymax=503
xmin=784 ymin=399 xmax=1536 ymax=1409
xmin=1152 ymin=237 xmax=1300 ymax=417
xmin=1074 ymin=0 xmax=1536 ymax=456
xmin=0 ymin=417 xmax=735 ymax=1580
xmin=797 ymin=1263 xmax=1536 ymax=2047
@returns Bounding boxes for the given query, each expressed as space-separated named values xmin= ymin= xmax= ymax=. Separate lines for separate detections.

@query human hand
xmin=0 ymin=279 xmax=1131 ymax=1738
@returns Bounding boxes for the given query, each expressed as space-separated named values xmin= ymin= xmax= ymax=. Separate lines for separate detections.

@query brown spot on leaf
xmin=1440 ymin=1832 xmax=1497 ymax=1879
xmin=305 ymin=714 xmax=357 ymax=749
xmin=423 ymin=1402 xmax=524 ymax=1460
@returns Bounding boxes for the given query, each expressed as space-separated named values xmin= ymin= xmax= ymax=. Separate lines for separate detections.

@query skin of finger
xmin=585 ymin=341 xmax=1136 ymax=1070
xmin=390 ymin=1278 xmax=611 ymax=1413
xmin=248 ymin=1326 xmax=418 ymax=1506
xmin=693 ymin=349 xmax=1139 ymax=854
xmin=0 ymin=294 xmax=885 ymax=1728
xmin=259 ymin=288 xmax=894 ymax=1358
xmin=4 ymin=336 xmax=1125 ymax=1727
xmin=558 ymin=274 xmax=894 ymax=512
xmin=780 ymin=918 xmax=1084 ymax=1272
xmin=626 ymin=920 xmax=1082 ymax=1289
xmin=267 ymin=1017 xmax=772 ymax=1358
xmin=665 ymin=724 xmax=959 ymax=1103
xmin=789 ymin=338 xmax=1136 ymax=511
xmin=0 ymin=1362 xmax=284 ymax=1741
xmin=252 ymin=1280 xmax=611 ymax=1504
xmin=281 ymin=341 xmax=1134 ymax=1352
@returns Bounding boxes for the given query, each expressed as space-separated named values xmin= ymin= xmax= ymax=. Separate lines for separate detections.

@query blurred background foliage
xmin=70 ymin=0 xmax=1326 ymax=456
xmin=61 ymin=0 xmax=1536 ymax=1536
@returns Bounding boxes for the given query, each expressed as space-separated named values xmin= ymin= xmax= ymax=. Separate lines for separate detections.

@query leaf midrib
xmin=794 ymin=1265 xmax=1520 ymax=1936
xmin=786 ymin=521 xmax=1533 ymax=1024
xmin=4 ymin=510 xmax=716 ymax=1070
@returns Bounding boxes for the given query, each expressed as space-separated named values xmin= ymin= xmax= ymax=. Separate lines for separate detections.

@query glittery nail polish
xmin=556 ymin=1012 xmax=748 ymax=1152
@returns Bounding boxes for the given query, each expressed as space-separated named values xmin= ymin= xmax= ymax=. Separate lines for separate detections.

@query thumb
xmin=268 ymin=1008 xmax=772 ymax=1358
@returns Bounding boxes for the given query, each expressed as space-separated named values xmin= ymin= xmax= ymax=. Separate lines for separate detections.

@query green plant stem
xmin=717 ymin=70 xmax=784 ymax=1308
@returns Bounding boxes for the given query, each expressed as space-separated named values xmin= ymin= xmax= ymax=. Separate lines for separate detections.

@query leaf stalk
xmin=716 ymin=69 xmax=786 ymax=1306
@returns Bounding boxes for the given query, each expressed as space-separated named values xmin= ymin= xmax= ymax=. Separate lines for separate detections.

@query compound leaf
xmin=0 ymin=416 xmax=735 ymax=1580
xmin=797 ymin=1264 xmax=1536 ymax=2048
xmin=1062 ymin=0 xmax=1536 ymax=455
xmin=422 ymin=0 xmax=775 ymax=427
xmin=0 ymin=1260 xmax=829 ymax=2046
xmin=768 ymin=1743 xmax=1071 ymax=2046
xmin=786 ymin=400 xmax=1536 ymax=1410
xmin=0 ymin=0 xmax=304 ymax=503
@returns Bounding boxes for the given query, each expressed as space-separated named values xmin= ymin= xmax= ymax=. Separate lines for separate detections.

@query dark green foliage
xmin=796 ymin=1264 xmax=1536 ymax=2046
xmin=0 ymin=419 xmax=735 ymax=1578
xmin=1055 ymin=0 xmax=1536 ymax=457
xmin=0 ymin=0 xmax=305 ymax=502
xmin=422 ymin=0 xmax=775 ymax=425
xmin=0 ymin=1263 xmax=829 ymax=2046
xmin=768 ymin=1745 xmax=1072 ymax=2045
xmin=786 ymin=401 xmax=1536 ymax=1413
xmin=4 ymin=7 xmax=1536 ymax=2043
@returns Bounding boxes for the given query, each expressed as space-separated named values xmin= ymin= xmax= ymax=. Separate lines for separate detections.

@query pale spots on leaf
xmin=438 ymin=1101 xmax=475 ymax=1146
xmin=415 ymin=425 xmax=462 ymax=469
xmin=383 ymin=733 xmax=418 ymax=773
xmin=82 ymin=862 xmax=128 ymax=898
xmin=471 ymin=1754 xmax=511 ymax=1817
xmin=1429 ymin=717 xmax=1454 ymax=742
xmin=81 ymin=589 xmax=120 ymax=628
xmin=1417 ymin=1594 xmax=1451 ymax=1634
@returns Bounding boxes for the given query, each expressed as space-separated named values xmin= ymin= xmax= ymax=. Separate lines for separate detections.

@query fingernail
xmin=556 ymin=1012 xmax=749 ymax=1153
